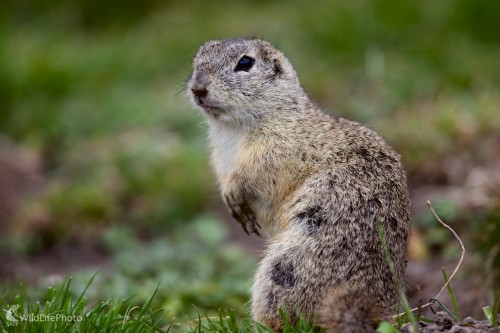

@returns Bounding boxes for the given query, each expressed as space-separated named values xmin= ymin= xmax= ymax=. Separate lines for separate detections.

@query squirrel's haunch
xmin=318 ymin=286 xmax=384 ymax=333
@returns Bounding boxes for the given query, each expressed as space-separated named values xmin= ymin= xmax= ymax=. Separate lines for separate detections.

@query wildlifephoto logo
xmin=4 ymin=304 xmax=19 ymax=324
xmin=3 ymin=304 xmax=83 ymax=327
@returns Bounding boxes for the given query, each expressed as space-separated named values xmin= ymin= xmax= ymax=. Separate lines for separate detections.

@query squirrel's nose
xmin=191 ymin=87 xmax=208 ymax=98
xmin=191 ymin=71 xmax=209 ymax=98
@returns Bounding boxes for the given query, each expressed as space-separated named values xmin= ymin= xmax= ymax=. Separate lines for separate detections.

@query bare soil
xmin=401 ymin=312 xmax=499 ymax=333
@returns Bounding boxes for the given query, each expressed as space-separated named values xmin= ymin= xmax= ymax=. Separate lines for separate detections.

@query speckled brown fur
xmin=187 ymin=38 xmax=412 ymax=332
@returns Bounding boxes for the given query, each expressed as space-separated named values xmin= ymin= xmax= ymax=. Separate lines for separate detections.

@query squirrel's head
xmin=188 ymin=38 xmax=304 ymax=125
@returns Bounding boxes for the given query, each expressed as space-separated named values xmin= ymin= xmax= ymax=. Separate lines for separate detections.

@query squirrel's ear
xmin=273 ymin=58 xmax=284 ymax=75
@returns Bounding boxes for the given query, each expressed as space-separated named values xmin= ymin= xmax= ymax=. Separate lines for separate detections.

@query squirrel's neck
xmin=207 ymin=89 xmax=314 ymax=130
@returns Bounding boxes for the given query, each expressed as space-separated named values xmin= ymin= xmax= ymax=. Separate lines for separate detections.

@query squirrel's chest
xmin=209 ymin=125 xmax=245 ymax=183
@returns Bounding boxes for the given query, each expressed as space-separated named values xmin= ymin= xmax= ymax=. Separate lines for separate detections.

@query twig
xmin=392 ymin=200 xmax=466 ymax=319
xmin=428 ymin=200 xmax=466 ymax=301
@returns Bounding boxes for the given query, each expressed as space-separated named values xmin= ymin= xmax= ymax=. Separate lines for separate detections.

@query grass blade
xmin=442 ymin=268 xmax=460 ymax=321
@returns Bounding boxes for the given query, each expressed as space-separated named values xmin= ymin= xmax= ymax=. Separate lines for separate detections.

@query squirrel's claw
xmin=224 ymin=193 xmax=261 ymax=237
xmin=242 ymin=209 xmax=261 ymax=237
xmin=241 ymin=222 xmax=250 ymax=235
xmin=246 ymin=214 xmax=261 ymax=236
xmin=250 ymin=220 xmax=261 ymax=236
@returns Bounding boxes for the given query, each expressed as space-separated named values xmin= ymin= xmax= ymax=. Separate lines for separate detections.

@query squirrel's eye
xmin=235 ymin=56 xmax=255 ymax=72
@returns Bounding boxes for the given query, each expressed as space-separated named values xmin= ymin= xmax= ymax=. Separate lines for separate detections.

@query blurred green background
xmin=0 ymin=0 xmax=499 ymax=327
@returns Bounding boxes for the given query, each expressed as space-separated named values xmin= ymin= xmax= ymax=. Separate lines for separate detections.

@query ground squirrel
xmin=188 ymin=38 xmax=412 ymax=332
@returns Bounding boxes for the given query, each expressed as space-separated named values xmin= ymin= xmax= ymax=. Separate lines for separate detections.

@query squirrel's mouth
xmin=194 ymin=97 xmax=224 ymax=115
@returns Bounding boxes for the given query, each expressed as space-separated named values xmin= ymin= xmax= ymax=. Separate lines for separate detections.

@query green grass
xmin=1 ymin=277 xmax=318 ymax=333
xmin=0 ymin=276 xmax=324 ymax=333
xmin=0 ymin=276 xmax=169 ymax=332
xmin=442 ymin=268 xmax=461 ymax=322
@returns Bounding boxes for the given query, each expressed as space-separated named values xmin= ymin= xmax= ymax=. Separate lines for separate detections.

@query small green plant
xmin=376 ymin=321 xmax=399 ymax=333
xmin=483 ymin=292 xmax=500 ymax=328
xmin=0 ymin=275 xmax=169 ymax=332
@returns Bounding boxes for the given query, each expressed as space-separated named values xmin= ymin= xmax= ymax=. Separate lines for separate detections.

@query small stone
xmin=462 ymin=317 xmax=477 ymax=326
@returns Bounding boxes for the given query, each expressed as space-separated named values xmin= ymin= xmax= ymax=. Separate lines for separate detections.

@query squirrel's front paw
xmin=224 ymin=193 xmax=261 ymax=236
